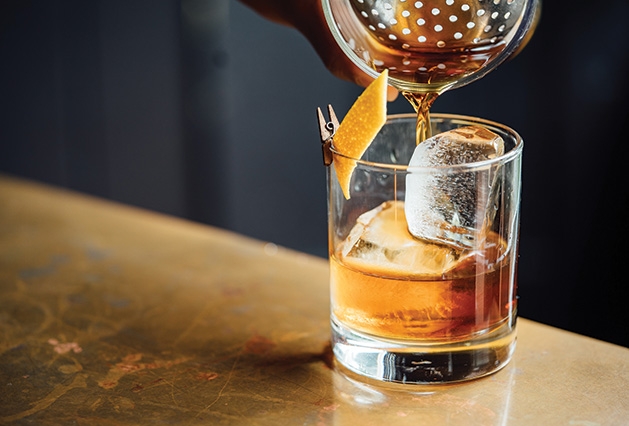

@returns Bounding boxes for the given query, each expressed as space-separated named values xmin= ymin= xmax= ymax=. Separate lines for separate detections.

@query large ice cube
xmin=405 ymin=126 xmax=504 ymax=249
xmin=341 ymin=201 xmax=464 ymax=277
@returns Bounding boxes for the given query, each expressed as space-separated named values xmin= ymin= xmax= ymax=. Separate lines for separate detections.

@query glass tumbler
xmin=327 ymin=113 xmax=523 ymax=384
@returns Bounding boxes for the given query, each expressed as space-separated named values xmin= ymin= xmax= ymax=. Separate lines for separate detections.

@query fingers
xmin=330 ymin=56 xmax=400 ymax=102
xmin=248 ymin=0 xmax=400 ymax=102
xmin=295 ymin=2 xmax=399 ymax=102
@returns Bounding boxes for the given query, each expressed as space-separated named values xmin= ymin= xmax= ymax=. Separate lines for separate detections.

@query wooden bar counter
xmin=1 ymin=174 xmax=627 ymax=425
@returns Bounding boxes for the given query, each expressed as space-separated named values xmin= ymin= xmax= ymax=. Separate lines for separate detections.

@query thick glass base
xmin=331 ymin=316 xmax=517 ymax=384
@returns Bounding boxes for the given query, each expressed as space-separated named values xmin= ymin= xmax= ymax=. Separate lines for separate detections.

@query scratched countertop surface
xmin=1 ymin=174 xmax=628 ymax=425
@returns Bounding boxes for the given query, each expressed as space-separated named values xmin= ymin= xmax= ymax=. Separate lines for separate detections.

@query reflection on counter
xmin=331 ymin=361 xmax=515 ymax=425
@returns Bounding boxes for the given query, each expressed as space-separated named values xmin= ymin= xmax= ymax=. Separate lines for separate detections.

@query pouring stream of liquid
xmin=402 ymin=92 xmax=440 ymax=145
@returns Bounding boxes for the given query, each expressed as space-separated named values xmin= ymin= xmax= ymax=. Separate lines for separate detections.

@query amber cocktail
xmin=327 ymin=113 xmax=522 ymax=384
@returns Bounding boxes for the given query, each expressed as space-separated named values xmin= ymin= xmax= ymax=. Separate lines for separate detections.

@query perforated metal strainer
xmin=323 ymin=0 xmax=540 ymax=93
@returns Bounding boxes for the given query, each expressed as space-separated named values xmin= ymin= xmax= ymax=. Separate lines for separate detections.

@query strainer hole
xmin=414 ymin=2 xmax=424 ymax=8
xmin=432 ymin=8 xmax=441 ymax=15
xmin=449 ymin=15 xmax=458 ymax=22
xmin=434 ymin=24 xmax=443 ymax=32
xmin=417 ymin=18 xmax=426 ymax=25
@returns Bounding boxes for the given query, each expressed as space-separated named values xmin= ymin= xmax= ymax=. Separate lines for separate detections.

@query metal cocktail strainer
xmin=323 ymin=0 xmax=540 ymax=93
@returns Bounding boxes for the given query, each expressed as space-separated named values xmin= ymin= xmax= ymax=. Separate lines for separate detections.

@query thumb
xmin=386 ymin=85 xmax=399 ymax=102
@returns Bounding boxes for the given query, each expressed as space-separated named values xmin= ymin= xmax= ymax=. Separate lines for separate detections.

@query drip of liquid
xmin=402 ymin=92 xmax=440 ymax=145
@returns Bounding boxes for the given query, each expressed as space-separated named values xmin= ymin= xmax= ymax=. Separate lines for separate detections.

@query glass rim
xmin=330 ymin=112 xmax=524 ymax=172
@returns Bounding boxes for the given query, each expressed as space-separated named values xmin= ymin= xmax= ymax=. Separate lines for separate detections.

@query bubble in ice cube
xmin=405 ymin=126 xmax=504 ymax=250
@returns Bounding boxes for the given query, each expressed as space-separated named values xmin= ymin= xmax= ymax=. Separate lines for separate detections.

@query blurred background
xmin=1 ymin=0 xmax=627 ymax=347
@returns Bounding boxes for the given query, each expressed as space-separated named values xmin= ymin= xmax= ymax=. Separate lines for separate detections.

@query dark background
xmin=1 ymin=0 xmax=628 ymax=347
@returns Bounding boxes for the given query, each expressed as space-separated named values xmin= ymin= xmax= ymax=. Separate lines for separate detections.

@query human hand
xmin=238 ymin=0 xmax=399 ymax=101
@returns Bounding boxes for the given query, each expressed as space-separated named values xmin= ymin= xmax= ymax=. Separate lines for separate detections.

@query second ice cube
xmin=405 ymin=126 xmax=505 ymax=249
